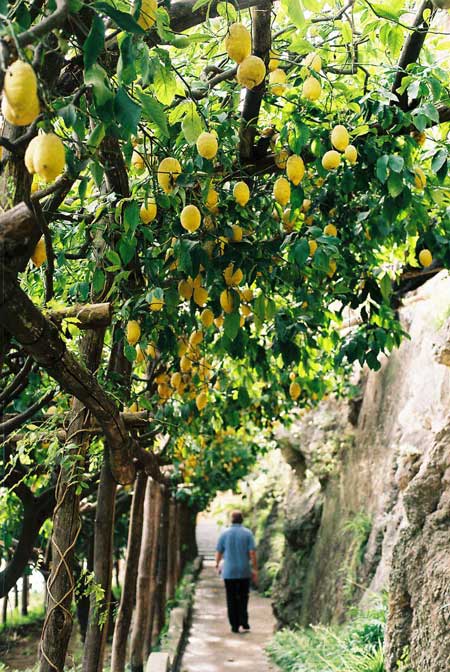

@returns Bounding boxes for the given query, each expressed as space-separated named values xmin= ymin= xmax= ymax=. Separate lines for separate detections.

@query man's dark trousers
xmin=224 ymin=578 xmax=250 ymax=631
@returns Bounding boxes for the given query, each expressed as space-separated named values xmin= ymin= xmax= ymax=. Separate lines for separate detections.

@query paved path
xmin=180 ymin=562 xmax=280 ymax=672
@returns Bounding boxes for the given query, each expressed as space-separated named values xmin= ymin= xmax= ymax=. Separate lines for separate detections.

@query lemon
xmin=237 ymin=55 xmax=266 ymax=89
xmin=135 ymin=345 xmax=145 ymax=363
xmin=200 ymin=308 xmax=214 ymax=328
xmin=309 ymin=240 xmax=318 ymax=256
xmin=231 ymin=224 xmax=243 ymax=242
xmin=419 ymin=249 xmax=432 ymax=267
xmin=1 ymin=94 xmax=39 ymax=126
xmin=414 ymin=167 xmax=426 ymax=190
xmin=273 ymin=177 xmax=291 ymax=206
xmin=344 ymin=144 xmax=357 ymax=164
xmin=140 ymin=199 xmax=157 ymax=223
xmin=302 ymin=198 xmax=312 ymax=212
xmin=3 ymin=60 xmax=37 ymax=109
xmin=286 ymin=154 xmax=305 ymax=185
xmin=171 ymin=372 xmax=182 ymax=388
xmin=289 ymin=372 xmax=296 ymax=381
xmin=322 ymin=150 xmax=341 ymax=171
xmin=224 ymin=22 xmax=251 ymax=63
xmin=196 ymin=132 xmax=218 ymax=160
xmin=27 ymin=134 xmax=65 ymax=182
xmin=275 ymin=149 xmax=289 ymax=169
xmin=206 ymin=188 xmax=219 ymax=210
xmin=178 ymin=279 xmax=193 ymax=300
xmin=193 ymin=286 xmax=208 ymax=307
xmin=327 ymin=260 xmax=337 ymax=277
xmin=324 ymin=223 xmax=337 ymax=236
xmin=282 ymin=208 xmax=295 ymax=232
xmin=302 ymin=76 xmax=322 ymax=101
xmin=180 ymin=355 xmax=192 ymax=372
xmin=234 ymin=181 xmax=250 ymax=206
xmin=149 ymin=294 xmax=165 ymax=311
xmin=31 ymin=236 xmax=46 ymax=267
xmin=126 ymin=320 xmax=141 ymax=346
xmin=269 ymin=68 xmax=287 ymax=96
xmin=289 ymin=381 xmax=301 ymax=400
xmin=196 ymin=391 xmax=208 ymax=411
xmin=331 ymin=125 xmax=349 ymax=152
xmin=189 ymin=330 xmax=203 ymax=346
xmin=180 ymin=204 xmax=201 ymax=233
xmin=411 ymin=130 xmax=426 ymax=146
xmin=268 ymin=51 xmax=280 ymax=71
xmin=224 ymin=264 xmax=243 ymax=286
xmin=241 ymin=288 xmax=253 ymax=302
xmin=157 ymin=157 xmax=182 ymax=193
xmin=134 ymin=0 xmax=157 ymax=30
xmin=220 ymin=289 xmax=236 ymax=313
xmin=131 ymin=149 xmax=145 ymax=172
xmin=146 ymin=342 xmax=157 ymax=358
xmin=158 ymin=383 xmax=171 ymax=399
xmin=304 ymin=52 xmax=322 ymax=72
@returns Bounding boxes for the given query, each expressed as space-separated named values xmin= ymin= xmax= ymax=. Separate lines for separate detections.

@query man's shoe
xmin=242 ymin=623 xmax=250 ymax=631
xmin=231 ymin=627 xmax=239 ymax=633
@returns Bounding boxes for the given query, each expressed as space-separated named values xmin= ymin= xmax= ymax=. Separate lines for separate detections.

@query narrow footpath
xmin=180 ymin=518 xmax=279 ymax=672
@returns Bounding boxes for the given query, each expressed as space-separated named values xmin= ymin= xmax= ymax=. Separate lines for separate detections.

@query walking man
xmin=215 ymin=510 xmax=258 ymax=634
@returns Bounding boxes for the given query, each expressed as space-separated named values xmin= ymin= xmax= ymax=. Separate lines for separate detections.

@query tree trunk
xmin=174 ymin=503 xmax=182 ymax=584
xmin=2 ymin=594 xmax=8 ymax=624
xmin=130 ymin=479 xmax=160 ymax=672
xmin=179 ymin=503 xmax=199 ymax=572
xmin=39 ymin=330 xmax=106 ymax=672
xmin=154 ymin=486 xmax=170 ymax=638
xmin=21 ymin=573 xmax=28 ymax=616
xmin=110 ymin=470 xmax=147 ymax=672
xmin=144 ymin=484 xmax=163 ymax=657
xmin=14 ymin=582 xmax=19 ymax=609
xmin=166 ymin=500 xmax=177 ymax=602
xmin=82 ymin=453 xmax=117 ymax=672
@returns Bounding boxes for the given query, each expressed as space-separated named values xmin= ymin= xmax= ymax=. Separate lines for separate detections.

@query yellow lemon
xmin=196 ymin=132 xmax=218 ymax=160
xmin=275 ymin=148 xmax=289 ymax=169
xmin=241 ymin=288 xmax=253 ymax=302
xmin=193 ymin=286 xmax=209 ymax=307
xmin=224 ymin=22 xmax=251 ymax=63
xmin=140 ymin=200 xmax=157 ymax=223
xmin=196 ymin=391 xmax=208 ymax=411
xmin=26 ymin=133 xmax=65 ymax=182
xmin=3 ymin=60 xmax=37 ymax=109
xmin=304 ymin=52 xmax=322 ymax=72
xmin=200 ymin=308 xmax=214 ymax=328
xmin=135 ymin=345 xmax=145 ymax=364
xmin=157 ymin=157 xmax=182 ymax=193
xmin=289 ymin=381 xmax=301 ymax=400
xmin=344 ymin=144 xmax=357 ymax=164
xmin=181 ymin=204 xmax=201 ymax=233
xmin=231 ymin=224 xmax=243 ymax=242
xmin=146 ymin=342 xmax=157 ymax=358
xmin=180 ymin=355 xmax=192 ymax=372
xmin=419 ymin=249 xmax=432 ymax=267
xmin=171 ymin=372 xmax=182 ymax=389
xmin=126 ymin=320 xmax=141 ymax=346
xmin=324 ymin=223 xmax=337 ymax=237
xmin=149 ymin=294 xmax=165 ymax=311
xmin=31 ymin=236 xmax=46 ymax=267
xmin=214 ymin=315 xmax=224 ymax=328
xmin=302 ymin=198 xmax=312 ymax=212
xmin=269 ymin=68 xmax=287 ymax=96
xmin=224 ymin=264 xmax=243 ymax=286
xmin=220 ymin=289 xmax=236 ymax=313
xmin=189 ymin=330 xmax=203 ymax=346
xmin=322 ymin=150 xmax=341 ymax=171
xmin=131 ymin=149 xmax=145 ymax=172
xmin=289 ymin=372 xmax=296 ymax=381
xmin=414 ymin=167 xmax=426 ymax=190
xmin=302 ymin=76 xmax=322 ymax=101
xmin=178 ymin=279 xmax=194 ymax=300
xmin=158 ymin=383 xmax=171 ymax=399
xmin=309 ymin=240 xmax=318 ymax=256
xmin=237 ymin=55 xmax=266 ymax=89
xmin=234 ymin=181 xmax=250 ymax=206
xmin=206 ymin=188 xmax=219 ymax=210
xmin=286 ymin=154 xmax=305 ymax=185
xmin=327 ymin=259 xmax=337 ymax=277
xmin=268 ymin=51 xmax=280 ymax=72
xmin=273 ymin=177 xmax=291 ymax=206
xmin=331 ymin=125 xmax=350 ymax=152
xmin=1 ymin=94 xmax=39 ymax=126
xmin=134 ymin=0 xmax=157 ymax=30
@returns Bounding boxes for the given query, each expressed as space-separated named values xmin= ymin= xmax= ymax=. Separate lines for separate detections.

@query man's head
xmin=231 ymin=510 xmax=243 ymax=524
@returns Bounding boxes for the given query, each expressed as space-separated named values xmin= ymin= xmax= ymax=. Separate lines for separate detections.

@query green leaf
xmin=224 ymin=313 xmax=240 ymax=340
xmin=87 ymin=123 xmax=105 ymax=149
xmin=123 ymin=202 xmax=140 ymax=233
xmin=431 ymin=148 xmax=447 ymax=173
xmin=118 ymin=236 xmax=137 ymax=265
xmin=293 ymin=239 xmax=310 ymax=267
xmin=105 ymin=249 xmax=121 ymax=267
xmin=93 ymin=1 xmax=144 ymax=34
xmin=84 ymin=64 xmax=114 ymax=119
xmin=387 ymin=173 xmax=403 ymax=198
xmin=376 ymin=155 xmax=389 ymax=183
xmin=114 ymin=87 xmax=141 ymax=134
xmin=379 ymin=273 xmax=392 ymax=301
xmin=92 ymin=268 xmax=105 ymax=294
xmin=138 ymin=92 xmax=169 ymax=137
xmin=124 ymin=343 xmax=137 ymax=363
xmin=153 ymin=61 xmax=177 ymax=105
xmin=281 ymin=0 xmax=304 ymax=28
xmin=83 ymin=14 xmax=105 ymax=71
xmin=388 ymin=155 xmax=404 ymax=173
xmin=181 ymin=106 xmax=203 ymax=144
xmin=337 ymin=20 xmax=353 ymax=45
xmin=312 ymin=248 xmax=330 ymax=273
xmin=118 ymin=35 xmax=136 ymax=85
xmin=58 ymin=104 xmax=77 ymax=128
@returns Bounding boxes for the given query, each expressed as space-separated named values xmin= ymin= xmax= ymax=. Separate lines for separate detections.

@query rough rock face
xmin=270 ymin=272 xmax=450 ymax=672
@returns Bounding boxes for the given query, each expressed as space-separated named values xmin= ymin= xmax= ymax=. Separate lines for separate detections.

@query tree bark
xmin=2 ymin=594 xmax=8 ymax=624
xmin=154 ymin=486 xmax=170 ymax=638
xmin=14 ymin=583 xmax=19 ymax=609
xmin=129 ymin=479 xmax=159 ymax=672
xmin=47 ymin=303 xmax=113 ymax=330
xmin=21 ymin=573 xmax=29 ymax=616
xmin=0 ymin=202 xmax=38 ymax=264
xmin=110 ymin=470 xmax=147 ymax=672
xmin=82 ymin=453 xmax=117 ymax=672
xmin=144 ymin=483 xmax=163 ymax=657
xmin=166 ymin=499 xmax=177 ymax=602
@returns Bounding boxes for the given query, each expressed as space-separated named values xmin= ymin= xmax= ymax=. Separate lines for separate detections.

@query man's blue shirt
xmin=216 ymin=524 xmax=256 ymax=579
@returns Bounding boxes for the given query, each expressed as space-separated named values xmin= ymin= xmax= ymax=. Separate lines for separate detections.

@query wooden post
xmin=21 ymin=573 xmax=28 ymax=616
xmin=154 ymin=486 xmax=170 ymax=638
xmin=166 ymin=499 xmax=177 ymax=602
